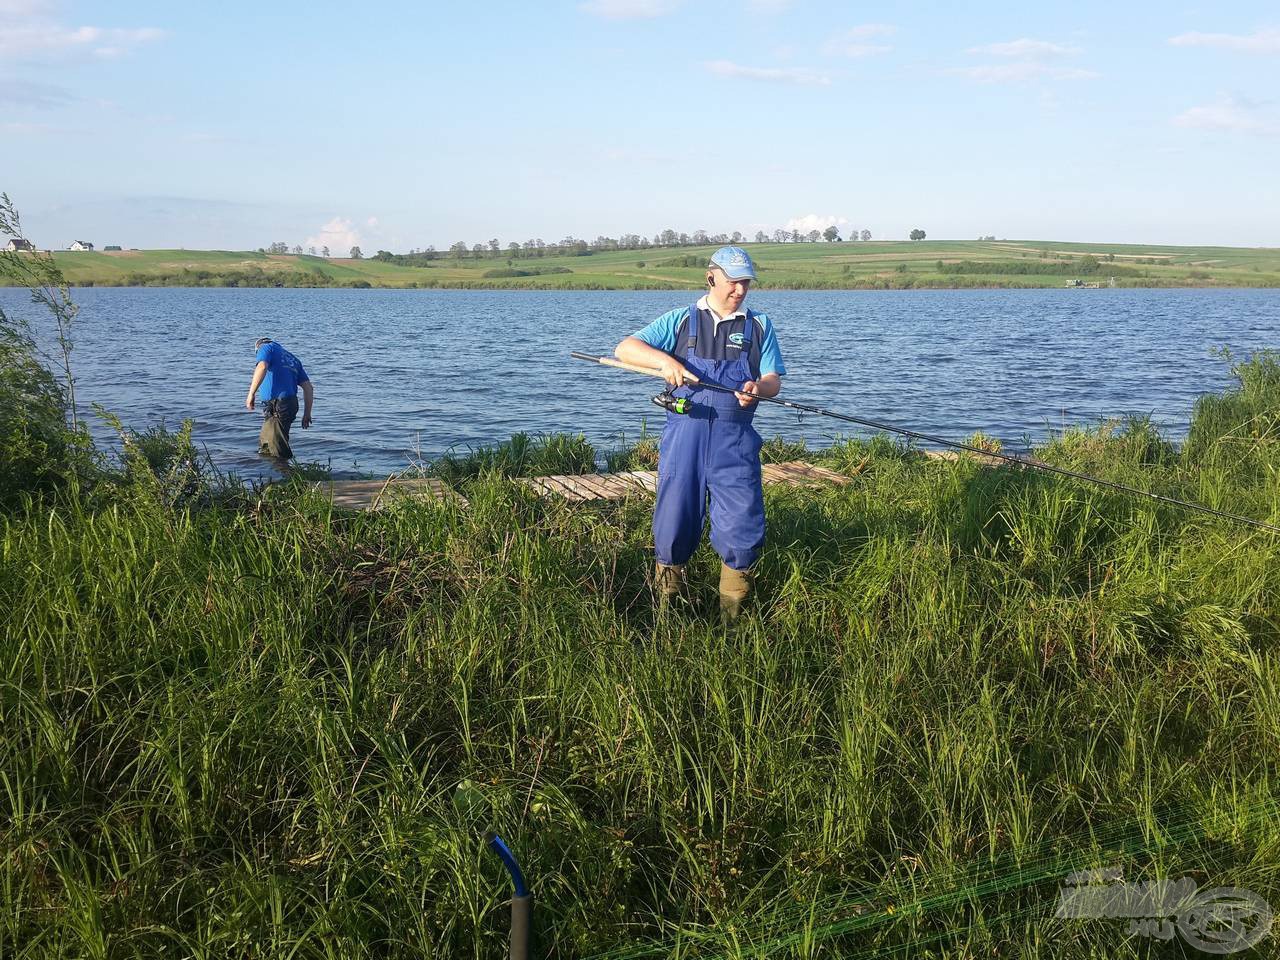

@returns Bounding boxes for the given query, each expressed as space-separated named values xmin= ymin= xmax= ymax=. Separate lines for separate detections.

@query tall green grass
xmin=426 ymin=432 xmax=597 ymax=483
xmin=3 ymin=356 xmax=1280 ymax=957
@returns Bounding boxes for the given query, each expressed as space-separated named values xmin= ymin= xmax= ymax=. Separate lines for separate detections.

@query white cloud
xmin=705 ymin=59 xmax=831 ymax=86
xmin=2 ymin=119 xmax=60 ymax=135
xmin=951 ymin=62 xmax=1099 ymax=83
xmin=1174 ymin=96 xmax=1278 ymax=135
xmin=579 ymin=0 xmax=680 ymax=19
xmin=305 ymin=217 xmax=364 ymax=255
xmin=0 ymin=0 xmax=53 ymax=15
xmin=599 ymin=145 xmax=677 ymax=165
xmin=956 ymin=35 xmax=1095 ymax=83
xmin=823 ymin=24 xmax=895 ymax=58
xmin=967 ymin=38 xmax=1080 ymax=58
xmin=181 ymin=131 xmax=234 ymax=144
xmin=1169 ymin=28 xmax=1280 ymax=54
xmin=823 ymin=40 xmax=892 ymax=58
xmin=784 ymin=213 xmax=850 ymax=235
xmin=840 ymin=23 xmax=896 ymax=39
xmin=0 ymin=78 xmax=75 ymax=108
xmin=0 ymin=2 xmax=163 ymax=62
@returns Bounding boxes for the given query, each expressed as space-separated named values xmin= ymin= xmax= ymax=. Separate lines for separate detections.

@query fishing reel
xmin=651 ymin=387 xmax=690 ymax=415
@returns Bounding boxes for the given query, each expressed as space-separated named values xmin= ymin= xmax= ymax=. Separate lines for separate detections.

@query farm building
xmin=69 ymin=240 xmax=95 ymax=251
xmin=4 ymin=238 xmax=35 ymax=252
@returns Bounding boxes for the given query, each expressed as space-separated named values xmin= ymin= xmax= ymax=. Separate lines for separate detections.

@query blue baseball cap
xmin=708 ymin=245 xmax=757 ymax=281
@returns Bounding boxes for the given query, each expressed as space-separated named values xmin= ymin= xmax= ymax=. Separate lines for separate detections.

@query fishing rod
xmin=570 ymin=351 xmax=1280 ymax=535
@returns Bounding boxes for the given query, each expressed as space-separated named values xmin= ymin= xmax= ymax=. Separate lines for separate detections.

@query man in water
xmin=245 ymin=337 xmax=313 ymax=459
xmin=612 ymin=246 xmax=785 ymax=618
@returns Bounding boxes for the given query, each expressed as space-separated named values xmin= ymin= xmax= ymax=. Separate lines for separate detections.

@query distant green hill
xmin=17 ymin=240 xmax=1280 ymax=290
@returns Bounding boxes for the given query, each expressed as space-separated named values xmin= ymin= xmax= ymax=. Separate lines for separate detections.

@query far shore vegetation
xmin=5 ymin=237 xmax=1280 ymax=290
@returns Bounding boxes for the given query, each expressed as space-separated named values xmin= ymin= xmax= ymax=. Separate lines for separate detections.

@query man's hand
xmin=245 ymin=394 xmax=256 ymax=411
xmin=615 ymin=336 xmax=694 ymax=389
xmin=658 ymin=356 xmax=694 ymax=389
xmin=736 ymin=380 xmax=760 ymax=408
xmin=300 ymin=381 xmax=314 ymax=428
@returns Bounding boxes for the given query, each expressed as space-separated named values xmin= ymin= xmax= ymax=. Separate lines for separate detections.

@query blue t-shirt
xmin=255 ymin=342 xmax=309 ymax=401
xmin=632 ymin=304 xmax=786 ymax=377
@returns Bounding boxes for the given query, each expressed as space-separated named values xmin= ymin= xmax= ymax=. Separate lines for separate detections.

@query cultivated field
xmin=23 ymin=240 xmax=1280 ymax=290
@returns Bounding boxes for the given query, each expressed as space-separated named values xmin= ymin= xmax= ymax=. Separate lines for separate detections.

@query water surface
xmin=4 ymin=287 xmax=1276 ymax=477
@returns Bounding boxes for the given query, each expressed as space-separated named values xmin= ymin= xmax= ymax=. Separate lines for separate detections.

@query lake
xmin=3 ymin=287 xmax=1277 ymax=477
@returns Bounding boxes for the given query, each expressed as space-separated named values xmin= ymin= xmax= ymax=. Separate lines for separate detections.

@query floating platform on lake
xmin=315 ymin=460 xmax=852 ymax=512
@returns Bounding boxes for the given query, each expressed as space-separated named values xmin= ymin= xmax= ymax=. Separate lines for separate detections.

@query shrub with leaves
xmin=0 ymin=192 xmax=94 ymax=506
xmin=0 ymin=323 xmax=76 ymax=506
xmin=95 ymin=406 xmax=215 ymax=509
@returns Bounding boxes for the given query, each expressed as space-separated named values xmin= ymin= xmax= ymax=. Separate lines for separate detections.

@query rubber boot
xmin=654 ymin=562 xmax=689 ymax=602
xmin=719 ymin=563 xmax=752 ymax=621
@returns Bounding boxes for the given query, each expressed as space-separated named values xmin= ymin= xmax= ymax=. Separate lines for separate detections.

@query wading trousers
xmin=259 ymin=395 xmax=298 ymax=460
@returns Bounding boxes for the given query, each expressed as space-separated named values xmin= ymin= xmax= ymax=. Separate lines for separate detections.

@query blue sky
xmin=2 ymin=0 xmax=1277 ymax=250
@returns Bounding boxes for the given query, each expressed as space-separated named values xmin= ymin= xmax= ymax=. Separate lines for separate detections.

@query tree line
xmin=395 ymin=226 xmax=880 ymax=261
xmin=258 ymin=227 xmax=882 ymax=263
xmin=260 ymin=241 xmax=362 ymax=259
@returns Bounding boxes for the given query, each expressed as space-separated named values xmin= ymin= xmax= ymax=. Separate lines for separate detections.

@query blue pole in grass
xmin=486 ymin=832 xmax=531 ymax=960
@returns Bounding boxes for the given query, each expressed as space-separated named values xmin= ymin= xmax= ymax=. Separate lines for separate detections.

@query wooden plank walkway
xmin=314 ymin=477 xmax=462 ymax=512
xmin=316 ymin=461 xmax=851 ymax=511
xmin=762 ymin=461 xmax=853 ymax=488
xmin=518 ymin=469 xmax=658 ymax=502
xmin=517 ymin=460 xmax=851 ymax=502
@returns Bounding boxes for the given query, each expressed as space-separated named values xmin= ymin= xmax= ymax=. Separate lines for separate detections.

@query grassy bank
xmin=16 ymin=240 xmax=1280 ymax=290
xmin=3 ymin=354 xmax=1280 ymax=957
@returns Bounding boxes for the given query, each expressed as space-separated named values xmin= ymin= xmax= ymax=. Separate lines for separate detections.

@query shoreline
xmin=6 ymin=279 xmax=1279 ymax=292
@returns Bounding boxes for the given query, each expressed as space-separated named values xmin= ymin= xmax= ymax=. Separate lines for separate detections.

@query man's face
xmin=708 ymin=269 xmax=751 ymax=312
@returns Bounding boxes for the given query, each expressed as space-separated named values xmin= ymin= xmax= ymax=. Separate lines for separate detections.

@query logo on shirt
xmin=728 ymin=332 xmax=745 ymax=347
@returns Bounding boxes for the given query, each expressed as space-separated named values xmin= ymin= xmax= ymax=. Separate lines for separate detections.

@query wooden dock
xmin=313 ymin=477 xmax=462 ymax=512
xmin=314 ymin=460 xmax=852 ymax=512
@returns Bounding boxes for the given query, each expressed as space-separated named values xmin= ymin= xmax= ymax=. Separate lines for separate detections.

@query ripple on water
xmin=4 ymin=286 xmax=1275 ymax=477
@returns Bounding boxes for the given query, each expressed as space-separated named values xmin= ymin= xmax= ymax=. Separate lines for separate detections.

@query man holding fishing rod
xmin=613 ymin=246 xmax=785 ymax=619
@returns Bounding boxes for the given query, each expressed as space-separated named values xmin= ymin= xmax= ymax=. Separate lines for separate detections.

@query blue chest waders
xmin=653 ymin=304 xmax=765 ymax=571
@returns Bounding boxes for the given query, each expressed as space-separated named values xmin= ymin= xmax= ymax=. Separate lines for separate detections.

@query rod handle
xmin=570 ymin=351 xmax=700 ymax=384
xmin=509 ymin=893 xmax=532 ymax=960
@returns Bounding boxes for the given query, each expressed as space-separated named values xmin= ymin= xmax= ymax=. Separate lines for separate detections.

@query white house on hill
xmin=5 ymin=238 xmax=35 ymax=252
xmin=69 ymin=240 xmax=94 ymax=251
